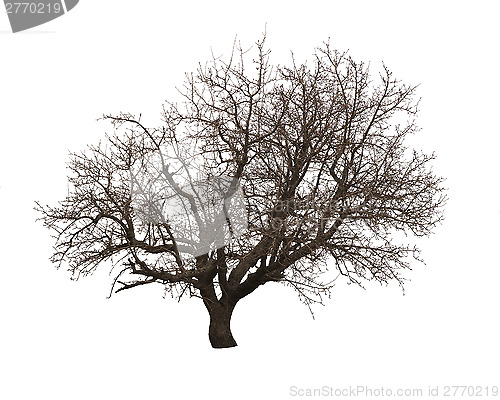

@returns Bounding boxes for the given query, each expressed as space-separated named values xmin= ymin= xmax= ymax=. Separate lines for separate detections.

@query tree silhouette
xmin=35 ymin=36 xmax=446 ymax=348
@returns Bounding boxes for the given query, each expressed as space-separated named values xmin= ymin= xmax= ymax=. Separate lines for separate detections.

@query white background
xmin=1 ymin=1 xmax=499 ymax=399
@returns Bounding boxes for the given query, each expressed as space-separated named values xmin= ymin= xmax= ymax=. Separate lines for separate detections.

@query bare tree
xmin=35 ymin=36 xmax=446 ymax=348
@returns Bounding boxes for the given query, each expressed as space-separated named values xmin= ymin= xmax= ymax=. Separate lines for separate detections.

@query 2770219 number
xmin=443 ymin=386 xmax=499 ymax=397
xmin=5 ymin=2 xmax=62 ymax=14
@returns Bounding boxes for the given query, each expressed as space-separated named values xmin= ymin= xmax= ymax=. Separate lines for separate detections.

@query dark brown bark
xmin=201 ymin=286 xmax=237 ymax=349
xmin=204 ymin=299 xmax=237 ymax=348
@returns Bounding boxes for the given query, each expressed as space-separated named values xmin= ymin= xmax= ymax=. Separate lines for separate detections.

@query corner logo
xmin=3 ymin=0 xmax=79 ymax=33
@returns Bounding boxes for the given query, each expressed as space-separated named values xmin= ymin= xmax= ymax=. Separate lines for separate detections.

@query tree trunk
xmin=207 ymin=303 xmax=237 ymax=348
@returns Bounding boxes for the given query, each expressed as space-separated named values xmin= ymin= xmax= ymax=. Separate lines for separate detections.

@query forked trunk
xmin=207 ymin=303 xmax=237 ymax=348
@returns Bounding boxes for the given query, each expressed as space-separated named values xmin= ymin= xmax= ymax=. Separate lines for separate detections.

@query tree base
xmin=210 ymin=336 xmax=238 ymax=349
xmin=208 ymin=305 xmax=237 ymax=348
